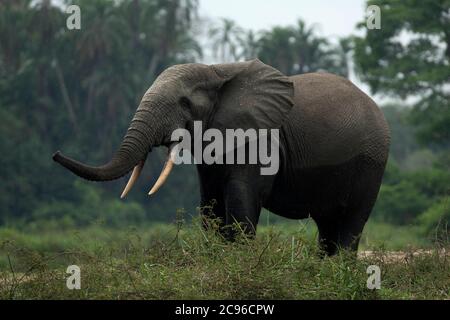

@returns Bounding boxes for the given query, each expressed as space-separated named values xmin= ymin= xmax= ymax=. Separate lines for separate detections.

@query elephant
xmin=53 ymin=59 xmax=390 ymax=256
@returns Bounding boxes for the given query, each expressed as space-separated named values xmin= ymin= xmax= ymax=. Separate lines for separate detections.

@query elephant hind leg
xmin=315 ymin=160 xmax=386 ymax=256
xmin=315 ymin=213 xmax=368 ymax=256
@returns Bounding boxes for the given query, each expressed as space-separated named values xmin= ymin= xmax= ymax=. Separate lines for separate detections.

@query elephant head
xmin=53 ymin=59 xmax=294 ymax=198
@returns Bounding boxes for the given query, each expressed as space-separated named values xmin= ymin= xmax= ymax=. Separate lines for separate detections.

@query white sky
xmin=199 ymin=0 xmax=367 ymax=40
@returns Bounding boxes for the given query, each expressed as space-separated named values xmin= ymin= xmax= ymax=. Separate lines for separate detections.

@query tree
xmin=353 ymin=0 xmax=450 ymax=146
xmin=257 ymin=26 xmax=296 ymax=75
xmin=0 ymin=0 xmax=202 ymax=224
xmin=257 ymin=20 xmax=350 ymax=76
xmin=238 ymin=30 xmax=260 ymax=60
xmin=209 ymin=18 xmax=243 ymax=62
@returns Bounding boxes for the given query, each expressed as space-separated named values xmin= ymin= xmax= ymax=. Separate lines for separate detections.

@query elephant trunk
xmin=53 ymin=98 xmax=165 ymax=182
xmin=52 ymin=148 xmax=144 ymax=182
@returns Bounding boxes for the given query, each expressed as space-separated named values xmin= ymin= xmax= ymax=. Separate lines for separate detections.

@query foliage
xmin=30 ymin=181 xmax=146 ymax=228
xmin=381 ymin=105 xmax=421 ymax=165
xmin=256 ymin=21 xmax=350 ymax=76
xmin=353 ymin=0 xmax=450 ymax=146
xmin=374 ymin=179 xmax=432 ymax=224
xmin=0 ymin=220 xmax=448 ymax=299
xmin=0 ymin=0 xmax=201 ymax=224
xmin=207 ymin=18 xmax=350 ymax=76
xmin=371 ymin=103 xmax=450 ymax=228
xmin=417 ymin=197 xmax=450 ymax=241
xmin=373 ymin=161 xmax=450 ymax=225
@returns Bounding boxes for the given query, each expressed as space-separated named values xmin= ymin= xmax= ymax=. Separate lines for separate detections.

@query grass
xmin=0 ymin=217 xmax=449 ymax=300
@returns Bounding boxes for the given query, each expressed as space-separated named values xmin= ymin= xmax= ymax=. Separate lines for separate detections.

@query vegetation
xmin=1 ymin=219 xmax=449 ymax=299
xmin=353 ymin=0 xmax=450 ymax=147
xmin=0 ymin=0 xmax=202 ymax=223
xmin=354 ymin=0 xmax=450 ymax=234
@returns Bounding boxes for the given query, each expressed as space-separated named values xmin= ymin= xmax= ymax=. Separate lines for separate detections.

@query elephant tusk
xmin=148 ymin=149 xmax=176 ymax=196
xmin=120 ymin=160 xmax=144 ymax=199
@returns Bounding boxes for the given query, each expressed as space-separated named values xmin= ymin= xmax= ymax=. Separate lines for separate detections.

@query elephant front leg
xmin=223 ymin=178 xmax=262 ymax=240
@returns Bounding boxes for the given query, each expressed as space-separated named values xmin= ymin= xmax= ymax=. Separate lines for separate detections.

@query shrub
xmin=29 ymin=181 xmax=147 ymax=228
xmin=416 ymin=197 xmax=450 ymax=242
xmin=373 ymin=181 xmax=431 ymax=224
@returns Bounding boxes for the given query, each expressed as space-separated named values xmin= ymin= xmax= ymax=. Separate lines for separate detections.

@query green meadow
xmin=1 ymin=216 xmax=448 ymax=300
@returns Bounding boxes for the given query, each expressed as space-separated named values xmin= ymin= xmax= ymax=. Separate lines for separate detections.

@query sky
xmin=199 ymin=0 xmax=367 ymax=40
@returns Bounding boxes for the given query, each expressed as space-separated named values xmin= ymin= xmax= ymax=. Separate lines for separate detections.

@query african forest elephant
xmin=53 ymin=59 xmax=390 ymax=255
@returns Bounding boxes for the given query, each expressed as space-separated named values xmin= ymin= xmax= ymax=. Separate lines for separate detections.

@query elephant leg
xmin=197 ymin=166 xmax=227 ymax=233
xmin=223 ymin=178 xmax=262 ymax=240
xmin=315 ymin=161 xmax=385 ymax=256
xmin=315 ymin=212 xmax=367 ymax=256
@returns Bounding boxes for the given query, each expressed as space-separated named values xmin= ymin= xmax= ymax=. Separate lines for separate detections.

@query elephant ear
xmin=210 ymin=59 xmax=294 ymax=131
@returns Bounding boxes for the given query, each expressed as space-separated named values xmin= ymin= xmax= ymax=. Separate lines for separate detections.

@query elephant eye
xmin=179 ymin=97 xmax=192 ymax=110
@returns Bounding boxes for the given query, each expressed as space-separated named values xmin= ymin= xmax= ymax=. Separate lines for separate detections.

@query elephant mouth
xmin=120 ymin=143 xmax=178 ymax=199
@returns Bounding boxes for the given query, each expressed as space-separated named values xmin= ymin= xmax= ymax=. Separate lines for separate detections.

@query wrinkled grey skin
xmin=53 ymin=59 xmax=390 ymax=255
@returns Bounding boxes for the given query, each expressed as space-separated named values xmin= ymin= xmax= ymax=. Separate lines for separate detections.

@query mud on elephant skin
xmin=53 ymin=59 xmax=390 ymax=256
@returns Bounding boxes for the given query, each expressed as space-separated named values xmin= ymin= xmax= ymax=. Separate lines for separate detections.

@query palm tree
xmin=239 ymin=30 xmax=260 ymax=60
xmin=131 ymin=0 xmax=199 ymax=79
xmin=330 ymin=37 xmax=352 ymax=77
xmin=257 ymin=26 xmax=296 ymax=75
xmin=76 ymin=0 xmax=127 ymax=66
xmin=209 ymin=18 xmax=244 ymax=62
xmin=291 ymin=20 xmax=351 ymax=76
xmin=72 ymin=0 xmax=201 ymax=158
xmin=256 ymin=19 xmax=349 ymax=76
xmin=290 ymin=20 xmax=329 ymax=74
xmin=0 ymin=0 xmax=33 ymax=73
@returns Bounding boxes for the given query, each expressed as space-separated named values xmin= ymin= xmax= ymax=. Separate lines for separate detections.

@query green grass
xmin=0 ymin=218 xmax=449 ymax=300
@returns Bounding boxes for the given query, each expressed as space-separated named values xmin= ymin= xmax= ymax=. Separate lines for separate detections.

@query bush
xmin=407 ymin=169 xmax=450 ymax=198
xmin=373 ymin=181 xmax=432 ymax=225
xmin=416 ymin=197 xmax=450 ymax=241
xmin=373 ymin=161 xmax=450 ymax=225
xmin=29 ymin=181 xmax=147 ymax=228
xmin=102 ymin=201 xmax=146 ymax=228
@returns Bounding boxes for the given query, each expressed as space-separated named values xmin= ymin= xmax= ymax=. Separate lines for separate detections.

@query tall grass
xmin=0 ymin=217 xmax=449 ymax=300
